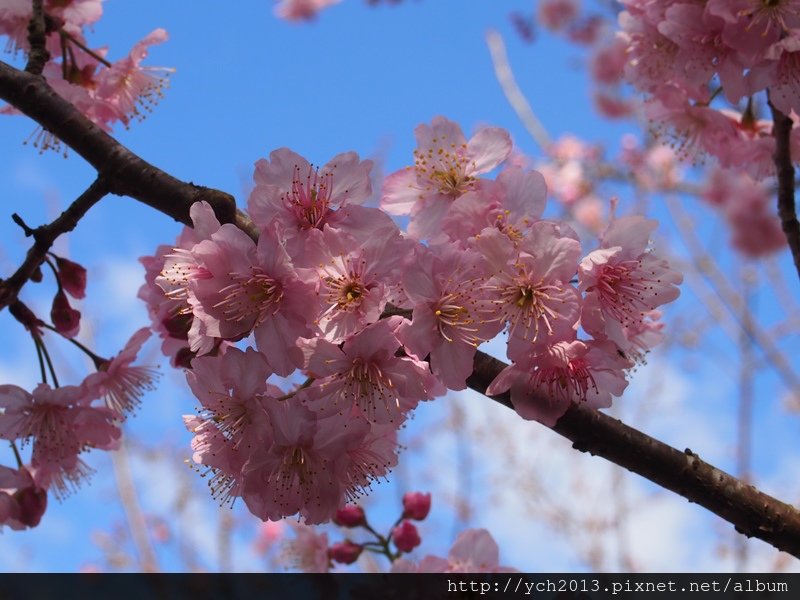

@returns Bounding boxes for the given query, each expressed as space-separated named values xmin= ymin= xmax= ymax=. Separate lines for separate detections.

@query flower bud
xmin=13 ymin=485 xmax=47 ymax=528
xmin=333 ymin=505 xmax=366 ymax=528
xmin=401 ymin=492 xmax=431 ymax=520
xmin=328 ymin=540 xmax=362 ymax=565
xmin=392 ymin=520 xmax=421 ymax=553
xmin=54 ymin=256 xmax=87 ymax=299
xmin=51 ymin=289 xmax=81 ymax=338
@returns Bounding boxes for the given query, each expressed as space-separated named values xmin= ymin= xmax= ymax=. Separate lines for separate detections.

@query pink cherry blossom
xmin=304 ymin=317 xmax=441 ymax=424
xmin=242 ymin=401 xmax=369 ymax=524
xmin=400 ymin=528 xmax=518 ymax=573
xmin=398 ymin=243 xmax=502 ymax=391
xmin=0 ymin=465 xmax=47 ymax=530
xmin=300 ymin=223 xmax=410 ymax=342
xmin=54 ymin=256 xmax=88 ymax=300
xmin=487 ymin=339 xmax=631 ymax=426
xmin=579 ymin=215 xmax=682 ymax=345
xmin=282 ymin=522 xmax=329 ymax=573
xmin=144 ymin=201 xmax=224 ymax=365
xmin=248 ymin=147 xmax=373 ymax=245
xmin=95 ymin=29 xmax=171 ymax=126
xmin=537 ymin=0 xmax=581 ymax=32
xmin=475 ymin=223 xmax=581 ymax=361
xmin=333 ymin=504 xmax=365 ymax=527
xmin=186 ymin=347 xmax=274 ymax=455
xmin=171 ymin=221 xmax=318 ymax=375
xmin=82 ymin=327 xmax=158 ymax=416
xmin=0 ymin=383 xmax=120 ymax=497
xmin=380 ymin=116 xmax=512 ymax=240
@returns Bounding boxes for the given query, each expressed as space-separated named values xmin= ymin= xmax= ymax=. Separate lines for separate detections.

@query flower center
xmin=215 ymin=270 xmax=284 ymax=326
xmin=285 ymin=164 xmax=334 ymax=229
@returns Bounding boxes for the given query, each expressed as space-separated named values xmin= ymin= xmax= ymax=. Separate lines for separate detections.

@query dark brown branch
xmin=24 ymin=0 xmax=49 ymax=76
xmin=2 ymin=51 xmax=800 ymax=559
xmin=467 ymin=351 xmax=800 ymax=558
xmin=0 ymin=59 xmax=257 ymax=240
xmin=0 ymin=177 xmax=109 ymax=311
xmin=769 ymin=99 xmax=800 ymax=282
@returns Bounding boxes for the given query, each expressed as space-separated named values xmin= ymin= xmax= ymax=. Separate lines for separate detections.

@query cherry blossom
xmin=381 ymin=116 xmax=512 ymax=240
xmin=82 ymin=328 xmax=158 ymax=416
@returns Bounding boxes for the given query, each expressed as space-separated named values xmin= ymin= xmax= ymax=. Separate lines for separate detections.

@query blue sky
xmin=0 ymin=0 xmax=799 ymax=572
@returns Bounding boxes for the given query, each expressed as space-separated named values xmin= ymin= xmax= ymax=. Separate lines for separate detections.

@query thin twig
xmin=486 ymin=29 xmax=551 ymax=149
xmin=25 ymin=0 xmax=49 ymax=76
xmin=0 ymin=177 xmax=109 ymax=312
xmin=769 ymin=99 xmax=800 ymax=282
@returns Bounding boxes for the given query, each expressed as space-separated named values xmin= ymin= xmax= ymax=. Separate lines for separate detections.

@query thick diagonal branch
xmin=467 ymin=351 xmax=800 ymax=557
xmin=2 ymin=54 xmax=800 ymax=558
xmin=770 ymin=100 xmax=800 ymax=282
xmin=0 ymin=59 xmax=256 ymax=240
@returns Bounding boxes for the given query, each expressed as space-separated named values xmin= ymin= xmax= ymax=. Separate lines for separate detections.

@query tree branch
xmin=769 ymin=99 xmax=800 ymax=282
xmin=0 ymin=177 xmax=109 ymax=311
xmin=0 ymin=59 xmax=256 ymax=240
xmin=2 ymin=53 xmax=800 ymax=558
xmin=24 ymin=0 xmax=49 ymax=76
xmin=466 ymin=351 xmax=800 ymax=558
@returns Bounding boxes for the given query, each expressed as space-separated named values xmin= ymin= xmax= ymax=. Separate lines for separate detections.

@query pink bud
xmin=333 ymin=505 xmax=366 ymax=528
xmin=54 ymin=256 xmax=87 ymax=299
xmin=328 ymin=540 xmax=362 ymax=564
xmin=14 ymin=486 xmax=47 ymax=528
xmin=401 ymin=492 xmax=431 ymax=520
xmin=392 ymin=520 xmax=421 ymax=553
xmin=51 ymin=289 xmax=81 ymax=338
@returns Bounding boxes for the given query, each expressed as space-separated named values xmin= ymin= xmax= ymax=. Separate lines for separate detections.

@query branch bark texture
xmin=1 ymin=58 xmax=799 ymax=558
xmin=770 ymin=100 xmax=800 ymax=282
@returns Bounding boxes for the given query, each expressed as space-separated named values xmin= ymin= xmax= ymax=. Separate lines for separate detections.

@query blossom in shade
xmin=487 ymin=338 xmax=632 ymax=426
xmin=186 ymin=346 xmax=274 ymax=456
xmin=169 ymin=221 xmax=317 ymax=375
xmin=381 ymin=116 xmax=512 ymax=240
xmin=241 ymin=401 xmax=369 ymax=524
xmin=282 ymin=522 xmax=329 ymax=573
xmin=392 ymin=520 xmax=421 ymax=553
xmin=0 ymin=465 xmax=47 ymax=530
xmin=402 ymin=491 xmax=431 ymax=520
xmin=441 ymin=167 xmax=547 ymax=245
xmin=143 ymin=201 xmax=223 ymax=365
xmin=0 ymin=383 xmax=120 ymax=497
xmin=82 ymin=328 xmax=159 ymax=416
xmin=304 ymin=317 xmax=441 ymax=424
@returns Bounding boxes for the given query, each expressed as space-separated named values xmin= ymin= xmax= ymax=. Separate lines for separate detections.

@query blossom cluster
xmin=278 ymin=491 xmax=517 ymax=573
xmin=0 ymin=0 xmax=171 ymax=144
xmin=138 ymin=116 xmax=682 ymax=526
xmin=0 ymin=327 xmax=158 ymax=529
xmin=618 ymin=0 xmax=800 ymax=172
